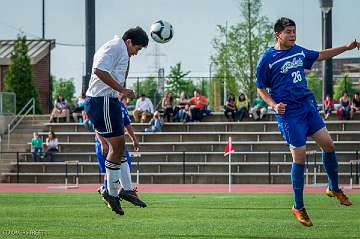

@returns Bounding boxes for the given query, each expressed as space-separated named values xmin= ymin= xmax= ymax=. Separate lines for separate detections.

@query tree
xmin=132 ymin=76 xmax=158 ymax=103
xmin=212 ymin=0 xmax=273 ymax=104
xmin=4 ymin=35 xmax=41 ymax=113
xmin=52 ymin=77 xmax=76 ymax=105
xmin=306 ymin=72 xmax=322 ymax=102
xmin=165 ymin=62 xmax=196 ymax=98
xmin=333 ymin=73 xmax=357 ymax=100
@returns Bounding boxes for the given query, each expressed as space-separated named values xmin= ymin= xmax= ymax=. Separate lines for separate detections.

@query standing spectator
xmin=31 ymin=132 xmax=43 ymax=162
xmin=72 ymin=92 xmax=86 ymax=123
xmin=322 ymin=94 xmax=334 ymax=120
xmin=44 ymin=131 xmax=59 ymax=162
xmin=173 ymin=104 xmax=192 ymax=122
xmin=50 ymin=95 xmax=70 ymax=123
xmin=249 ymin=95 xmax=268 ymax=120
xmin=188 ymin=89 xmax=208 ymax=122
xmin=235 ymin=93 xmax=250 ymax=121
xmin=145 ymin=111 xmax=162 ymax=132
xmin=133 ymin=94 xmax=154 ymax=123
xmin=336 ymin=91 xmax=351 ymax=120
xmin=161 ymin=92 xmax=174 ymax=122
xmin=351 ymin=92 xmax=360 ymax=119
xmin=173 ymin=91 xmax=188 ymax=119
xmin=224 ymin=95 xmax=237 ymax=121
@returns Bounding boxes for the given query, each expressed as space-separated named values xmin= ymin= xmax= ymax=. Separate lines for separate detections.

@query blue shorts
xmin=275 ymin=102 xmax=325 ymax=148
xmin=84 ymin=96 xmax=124 ymax=138
xmin=95 ymin=139 xmax=132 ymax=173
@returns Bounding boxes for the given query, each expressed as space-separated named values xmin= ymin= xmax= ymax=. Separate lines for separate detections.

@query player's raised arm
xmin=317 ymin=39 xmax=360 ymax=61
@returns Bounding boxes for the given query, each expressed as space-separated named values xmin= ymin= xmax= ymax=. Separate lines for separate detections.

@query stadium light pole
xmin=42 ymin=0 xmax=45 ymax=38
xmin=319 ymin=0 xmax=333 ymax=99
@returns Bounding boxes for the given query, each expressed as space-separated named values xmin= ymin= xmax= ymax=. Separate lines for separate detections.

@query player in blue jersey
xmin=256 ymin=17 xmax=359 ymax=227
xmin=84 ymin=27 xmax=148 ymax=215
xmin=96 ymin=96 xmax=147 ymax=208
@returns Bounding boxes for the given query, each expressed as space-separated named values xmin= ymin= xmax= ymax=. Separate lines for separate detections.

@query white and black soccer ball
xmin=150 ymin=20 xmax=174 ymax=43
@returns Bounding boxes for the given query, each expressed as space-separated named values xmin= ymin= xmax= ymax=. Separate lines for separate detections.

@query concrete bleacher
xmin=1 ymin=113 xmax=360 ymax=184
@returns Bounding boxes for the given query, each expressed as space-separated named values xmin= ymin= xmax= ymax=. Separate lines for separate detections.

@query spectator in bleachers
xmin=31 ymin=132 xmax=43 ymax=162
xmin=145 ymin=111 xmax=162 ymax=132
xmin=249 ymin=95 xmax=268 ymax=120
xmin=71 ymin=92 xmax=86 ymax=123
xmin=161 ymin=92 xmax=174 ymax=122
xmin=235 ymin=93 xmax=250 ymax=121
xmin=188 ymin=89 xmax=208 ymax=122
xmin=133 ymin=94 xmax=154 ymax=123
xmin=173 ymin=104 xmax=192 ymax=122
xmin=224 ymin=95 xmax=236 ymax=121
xmin=44 ymin=131 xmax=59 ymax=162
xmin=173 ymin=91 xmax=188 ymax=119
xmin=323 ymin=94 xmax=335 ymax=120
xmin=336 ymin=91 xmax=351 ymax=120
xmin=351 ymin=92 xmax=360 ymax=119
xmin=49 ymin=95 xmax=70 ymax=123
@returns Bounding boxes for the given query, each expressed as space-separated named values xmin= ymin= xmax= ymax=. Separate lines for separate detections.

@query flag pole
xmin=228 ymin=153 xmax=231 ymax=193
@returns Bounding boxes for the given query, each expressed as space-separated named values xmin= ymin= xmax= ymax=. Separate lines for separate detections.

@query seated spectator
xmin=50 ymin=95 xmax=70 ymax=123
xmin=133 ymin=94 xmax=154 ymax=123
xmin=235 ymin=93 xmax=250 ymax=121
xmin=173 ymin=104 xmax=192 ymax=122
xmin=351 ymin=92 xmax=360 ymax=119
xmin=224 ymin=95 xmax=236 ymax=121
xmin=31 ymin=132 xmax=43 ymax=162
xmin=323 ymin=94 xmax=334 ymax=120
xmin=145 ymin=111 xmax=162 ymax=132
xmin=162 ymin=92 xmax=174 ymax=122
xmin=188 ymin=89 xmax=208 ymax=122
xmin=336 ymin=91 xmax=351 ymax=120
xmin=249 ymin=95 xmax=268 ymax=120
xmin=72 ymin=92 xmax=86 ymax=123
xmin=44 ymin=131 xmax=59 ymax=162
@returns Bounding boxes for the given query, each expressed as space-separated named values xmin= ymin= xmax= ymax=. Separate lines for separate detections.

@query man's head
xmin=140 ymin=94 xmax=146 ymax=101
xmin=194 ymin=89 xmax=201 ymax=97
xmin=274 ymin=17 xmax=296 ymax=49
xmin=354 ymin=92 xmax=359 ymax=99
xmin=123 ymin=26 xmax=149 ymax=57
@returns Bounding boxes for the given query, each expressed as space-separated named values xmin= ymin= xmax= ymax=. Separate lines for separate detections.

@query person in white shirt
xmin=133 ymin=94 xmax=154 ymax=123
xmin=84 ymin=27 xmax=148 ymax=216
xmin=44 ymin=131 xmax=58 ymax=162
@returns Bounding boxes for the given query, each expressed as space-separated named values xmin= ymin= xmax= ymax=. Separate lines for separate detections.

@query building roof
xmin=0 ymin=39 xmax=55 ymax=65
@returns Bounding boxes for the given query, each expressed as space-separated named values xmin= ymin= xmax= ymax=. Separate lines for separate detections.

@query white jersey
xmin=86 ymin=35 xmax=129 ymax=97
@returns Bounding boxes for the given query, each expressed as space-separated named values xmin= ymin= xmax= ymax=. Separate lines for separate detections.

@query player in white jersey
xmin=84 ymin=27 xmax=148 ymax=215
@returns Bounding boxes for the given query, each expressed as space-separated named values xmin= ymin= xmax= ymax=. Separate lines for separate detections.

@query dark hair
xmin=123 ymin=26 xmax=149 ymax=47
xmin=227 ymin=95 xmax=235 ymax=101
xmin=194 ymin=89 xmax=201 ymax=94
xmin=48 ymin=131 xmax=56 ymax=139
xmin=274 ymin=17 xmax=296 ymax=32
xmin=238 ymin=93 xmax=246 ymax=101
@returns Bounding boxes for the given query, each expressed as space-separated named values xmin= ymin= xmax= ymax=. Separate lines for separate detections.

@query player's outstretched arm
xmin=94 ymin=68 xmax=135 ymax=99
xmin=125 ymin=125 xmax=140 ymax=152
xmin=317 ymin=39 xmax=360 ymax=61
xmin=257 ymin=88 xmax=287 ymax=115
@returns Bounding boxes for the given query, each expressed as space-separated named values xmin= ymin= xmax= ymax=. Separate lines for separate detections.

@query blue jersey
xmin=256 ymin=44 xmax=319 ymax=111
xmin=120 ymin=101 xmax=131 ymax=127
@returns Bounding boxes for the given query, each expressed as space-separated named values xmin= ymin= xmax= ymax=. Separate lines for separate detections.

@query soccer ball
xmin=150 ymin=20 xmax=174 ymax=43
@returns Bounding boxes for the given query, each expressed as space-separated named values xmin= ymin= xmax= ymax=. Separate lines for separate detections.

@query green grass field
xmin=0 ymin=192 xmax=359 ymax=239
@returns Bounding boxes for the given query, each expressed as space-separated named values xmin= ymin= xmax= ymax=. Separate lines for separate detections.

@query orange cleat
xmin=325 ymin=187 xmax=352 ymax=206
xmin=291 ymin=206 xmax=313 ymax=227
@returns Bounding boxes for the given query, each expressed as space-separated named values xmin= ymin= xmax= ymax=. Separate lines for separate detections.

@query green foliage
xmin=306 ymin=72 xmax=322 ymax=102
xmin=212 ymin=0 xmax=273 ymax=103
xmin=132 ymin=76 xmax=158 ymax=104
xmin=333 ymin=74 xmax=357 ymax=100
xmin=165 ymin=63 xmax=195 ymax=98
xmin=4 ymin=35 xmax=41 ymax=113
xmin=52 ymin=77 xmax=76 ymax=104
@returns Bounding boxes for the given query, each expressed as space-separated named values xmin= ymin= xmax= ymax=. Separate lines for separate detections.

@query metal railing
xmin=7 ymin=98 xmax=35 ymax=148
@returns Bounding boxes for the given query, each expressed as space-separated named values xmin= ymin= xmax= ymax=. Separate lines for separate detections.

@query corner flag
xmin=224 ymin=137 xmax=235 ymax=156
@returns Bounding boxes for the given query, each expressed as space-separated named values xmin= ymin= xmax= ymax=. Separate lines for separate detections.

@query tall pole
xmin=224 ymin=21 xmax=228 ymax=106
xmin=320 ymin=0 xmax=333 ymax=99
xmin=248 ymin=0 xmax=254 ymax=101
xmin=83 ymin=0 xmax=96 ymax=93
xmin=42 ymin=0 xmax=45 ymax=38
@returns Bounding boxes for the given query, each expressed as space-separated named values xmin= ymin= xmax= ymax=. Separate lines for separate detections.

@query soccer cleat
xmin=291 ymin=206 xmax=313 ymax=227
xmin=325 ymin=187 xmax=352 ymax=206
xmin=102 ymin=190 xmax=124 ymax=215
xmin=97 ymin=185 xmax=110 ymax=208
xmin=119 ymin=188 xmax=147 ymax=208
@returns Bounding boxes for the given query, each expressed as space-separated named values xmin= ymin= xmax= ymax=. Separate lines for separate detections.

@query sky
xmin=1 ymin=0 xmax=360 ymax=95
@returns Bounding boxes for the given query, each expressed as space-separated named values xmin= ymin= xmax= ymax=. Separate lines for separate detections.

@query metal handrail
xmin=7 ymin=98 xmax=35 ymax=148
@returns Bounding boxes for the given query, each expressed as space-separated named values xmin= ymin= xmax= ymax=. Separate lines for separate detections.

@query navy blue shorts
xmin=275 ymin=102 xmax=325 ymax=149
xmin=84 ymin=96 xmax=124 ymax=138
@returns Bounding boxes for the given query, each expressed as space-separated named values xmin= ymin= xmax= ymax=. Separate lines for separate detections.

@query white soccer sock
xmin=105 ymin=160 xmax=121 ymax=196
xmin=120 ymin=161 xmax=133 ymax=191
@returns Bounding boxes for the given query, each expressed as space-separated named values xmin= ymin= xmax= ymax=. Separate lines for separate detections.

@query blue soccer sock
xmin=322 ymin=151 xmax=340 ymax=192
xmin=291 ymin=162 xmax=305 ymax=210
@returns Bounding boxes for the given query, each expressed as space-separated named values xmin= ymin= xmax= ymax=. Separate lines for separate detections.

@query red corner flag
xmin=224 ymin=137 xmax=235 ymax=156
